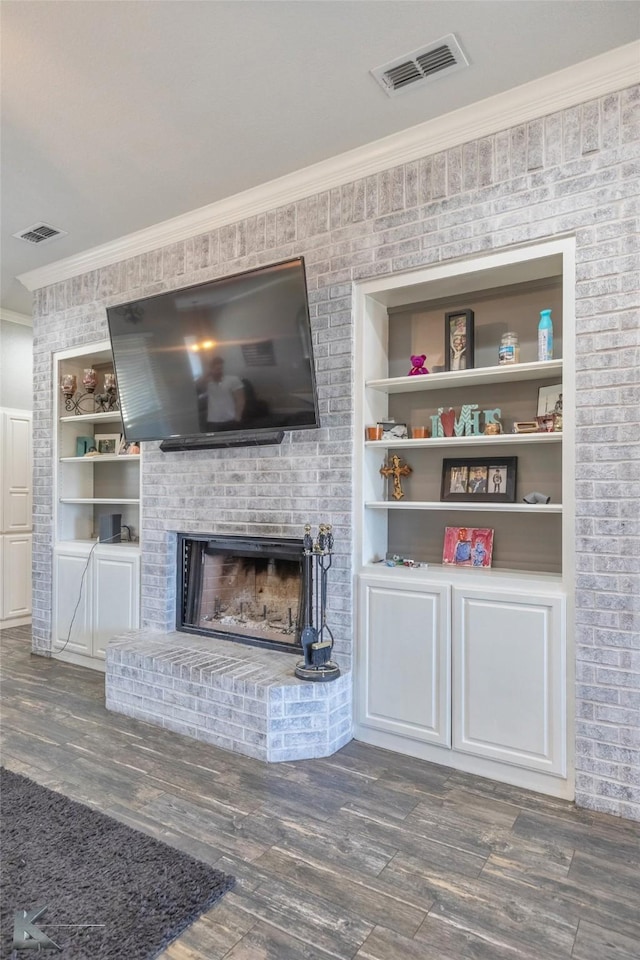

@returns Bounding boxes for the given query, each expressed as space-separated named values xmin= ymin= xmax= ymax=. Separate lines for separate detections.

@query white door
xmin=452 ymin=586 xmax=566 ymax=776
xmin=2 ymin=411 xmax=32 ymax=532
xmin=2 ymin=534 xmax=32 ymax=618
xmin=92 ymin=552 xmax=140 ymax=659
xmin=53 ymin=550 xmax=93 ymax=656
xmin=357 ymin=576 xmax=451 ymax=747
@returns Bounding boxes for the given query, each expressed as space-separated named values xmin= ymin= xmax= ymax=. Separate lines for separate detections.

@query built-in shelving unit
xmin=54 ymin=341 xmax=141 ymax=545
xmin=52 ymin=340 xmax=142 ymax=670
xmin=352 ymin=238 xmax=576 ymax=800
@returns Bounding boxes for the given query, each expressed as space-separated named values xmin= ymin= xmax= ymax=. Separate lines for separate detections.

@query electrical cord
xmin=54 ymin=532 xmax=123 ymax=654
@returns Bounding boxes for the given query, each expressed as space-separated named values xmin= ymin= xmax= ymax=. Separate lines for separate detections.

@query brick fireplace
xmin=105 ymin=528 xmax=351 ymax=761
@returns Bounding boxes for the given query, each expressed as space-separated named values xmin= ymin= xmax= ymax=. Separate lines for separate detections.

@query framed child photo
xmin=443 ymin=526 xmax=494 ymax=568
xmin=444 ymin=309 xmax=474 ymax=372
xmin=441 ymin=456 xmax=517 ymax=503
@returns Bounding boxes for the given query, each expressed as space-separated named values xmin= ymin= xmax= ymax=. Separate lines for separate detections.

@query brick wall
xmin=32 ymin=84 xmax=640 ymax=819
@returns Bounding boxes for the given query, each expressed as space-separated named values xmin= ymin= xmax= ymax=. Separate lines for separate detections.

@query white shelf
xmin=360 ymin=561 xmax=564 ymax=587
xmin=366 ymin=359 xmax=563 ymax=394
xmin=366 ymin=501 xmax=562 ymax=513
xmin=59 ymin=411 xmax=122 ymax=424
xmin=55 ymin=539 xmax=141 ymax=550
xmin=60 ymin=455 xmax=140 ymax=463
xmin=59 ymin=498 xmax=140 ymax=505
xmin=366 ymin=432 xmax=562 ymax=449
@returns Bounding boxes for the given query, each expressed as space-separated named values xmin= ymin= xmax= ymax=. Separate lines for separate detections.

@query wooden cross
xmin=380 ymin=454 xmax=412 ymax=501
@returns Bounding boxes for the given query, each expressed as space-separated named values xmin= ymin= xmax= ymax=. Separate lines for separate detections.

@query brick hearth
xmin=106 ymin=630 xmax=351 ymax=762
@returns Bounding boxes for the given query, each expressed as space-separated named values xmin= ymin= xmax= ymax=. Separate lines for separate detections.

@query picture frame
xmin=443 ymin=526 xmax=494 ymax=568
xmin=118 ymin=439 xmax=141 ymax=455
xmin=444 ymin=308 xmax=474 ymax=372
xmin=377 ymin=421 xmax=408 ymax=441
xmin=537 ymin=383 xmax=563 ymax=417
xmin=441 ymin=456 xmax=517 ymax=503
xmin=94 ymin=433 xmax=121 ymax=455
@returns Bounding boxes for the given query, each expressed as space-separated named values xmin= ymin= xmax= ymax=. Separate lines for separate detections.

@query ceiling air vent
xmin=371 ymin=34 xmax=469 ymax=97
xmin=13 ymin=222 xmax=67 ymax=245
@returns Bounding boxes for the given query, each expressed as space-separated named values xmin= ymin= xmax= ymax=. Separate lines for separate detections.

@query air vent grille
xmin=371 ymin=34 xmax=468 ymax=97
xmin=13 ymin=222 xmax=67 ymax=245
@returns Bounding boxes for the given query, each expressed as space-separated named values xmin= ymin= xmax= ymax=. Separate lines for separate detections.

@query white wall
xmin=0 ymin=320 xmax=33 ymax=410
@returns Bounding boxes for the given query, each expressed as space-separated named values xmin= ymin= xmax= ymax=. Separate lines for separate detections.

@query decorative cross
xmin=380 ymin=454 xmax=412 ymax=501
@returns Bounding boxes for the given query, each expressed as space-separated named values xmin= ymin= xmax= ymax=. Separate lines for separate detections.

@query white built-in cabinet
xmin=358 ymin=575 xmax=451 ymax=748
xmin=53 ymin=543 xmax=140 ymax=662
xmin=452 ymin=583 xmax=565 ymax=775
xmin=0 ymin=408 xmax=32 ymax=627
xmin=52 ymin=342 xmax=141 ymax=669
xmin=353 ymin=239 xmax=575 ymax=799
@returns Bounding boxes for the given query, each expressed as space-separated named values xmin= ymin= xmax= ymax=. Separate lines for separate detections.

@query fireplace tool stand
xmin=295 ymin=524 xmax=341 ymax=682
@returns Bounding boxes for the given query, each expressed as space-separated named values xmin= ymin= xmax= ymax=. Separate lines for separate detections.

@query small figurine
xmin=408 ymin=354 xmax=429 ymax=376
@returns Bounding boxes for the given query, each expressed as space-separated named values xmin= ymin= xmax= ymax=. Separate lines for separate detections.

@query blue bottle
xmin=538 ymin=309 xmax=553 ymax=361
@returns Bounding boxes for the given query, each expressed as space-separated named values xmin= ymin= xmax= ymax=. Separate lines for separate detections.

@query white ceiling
xmin=1 ymin=0 xmax=639 ymax=317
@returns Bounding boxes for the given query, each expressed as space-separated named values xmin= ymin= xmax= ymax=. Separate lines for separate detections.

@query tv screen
xmin=106 ymin=257 xmax=320 ymax=447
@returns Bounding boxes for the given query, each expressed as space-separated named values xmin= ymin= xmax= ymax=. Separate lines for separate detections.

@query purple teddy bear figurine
xmin=408 ymin=354 xmax=429 ymax=376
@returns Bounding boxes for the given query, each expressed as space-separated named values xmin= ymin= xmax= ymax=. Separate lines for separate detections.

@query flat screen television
xmin=106 ymin=257 xmax=320 ymax=450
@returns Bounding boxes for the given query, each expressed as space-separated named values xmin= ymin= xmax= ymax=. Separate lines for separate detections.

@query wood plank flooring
xmin=1 ymin=625 xmax=638 ymax=960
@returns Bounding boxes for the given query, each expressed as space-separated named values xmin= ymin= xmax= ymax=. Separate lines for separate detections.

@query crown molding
xmin=18 ymin=41 xmax=640 ymax=294
xmin=0 ymin=308 xmax=32 ymax=327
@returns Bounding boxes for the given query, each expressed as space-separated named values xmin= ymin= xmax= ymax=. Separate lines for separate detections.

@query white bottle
xmin=538 ymin=309 xmax=553 ymax=362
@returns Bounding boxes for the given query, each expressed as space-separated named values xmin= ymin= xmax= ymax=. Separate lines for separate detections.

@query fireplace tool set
xmin=295 ymin=523 xmax=341 ymax=682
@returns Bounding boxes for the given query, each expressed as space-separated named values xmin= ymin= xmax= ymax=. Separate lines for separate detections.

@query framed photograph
xmin=537 ymin=383 xmax=563 ymax=417
xmin=378 ymin=421 xmax=408 ymax=441
xmin=441 ymin=457 xmax=517 ymax=503
xmin=443 ymin=526 xmax=494 ymax=568
xmin=444 ymin=309 xmax=474 ymax=372
xmin=94 ymin=433 xmax=121 ymax=455
xmin=118 ymin=439 xmax=141 ymax=455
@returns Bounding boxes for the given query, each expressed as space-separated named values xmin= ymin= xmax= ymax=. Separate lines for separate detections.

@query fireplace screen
xmin=178 ymin=534 xmax=305 ymax=651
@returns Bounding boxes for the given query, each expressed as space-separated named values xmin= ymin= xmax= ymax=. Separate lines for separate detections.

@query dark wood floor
xmin=1 ymin=626 xmax=639 ymax=960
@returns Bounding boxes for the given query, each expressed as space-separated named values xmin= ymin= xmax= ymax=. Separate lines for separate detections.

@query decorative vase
xmin=60 ymin=374 xmax=77 ymax=398
xmin=82 ymin=368 xmax=97 ymax=393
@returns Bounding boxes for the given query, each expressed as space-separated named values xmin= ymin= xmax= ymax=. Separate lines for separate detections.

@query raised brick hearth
xmin=105 ymin=630 xmax=351 ymax=761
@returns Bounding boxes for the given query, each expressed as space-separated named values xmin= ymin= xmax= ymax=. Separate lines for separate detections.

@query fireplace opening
xmin=177 ymin=534 xmax=306 ymax=652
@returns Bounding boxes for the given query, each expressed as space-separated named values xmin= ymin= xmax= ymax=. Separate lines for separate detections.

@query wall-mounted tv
xmin=106 ymin=257 xmax=320 ymax=450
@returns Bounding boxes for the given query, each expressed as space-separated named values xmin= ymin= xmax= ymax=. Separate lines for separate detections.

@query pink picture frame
xmin=443 ymin=526 xmax=494 ymax=568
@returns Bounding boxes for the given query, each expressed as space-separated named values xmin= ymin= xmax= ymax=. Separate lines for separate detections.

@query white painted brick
xmin=31 ymin=83 xmax=640 ymax=820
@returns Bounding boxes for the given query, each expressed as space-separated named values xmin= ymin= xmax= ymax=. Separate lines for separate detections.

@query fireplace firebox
xmin=177 ymin=534 xmax=306 ymax=652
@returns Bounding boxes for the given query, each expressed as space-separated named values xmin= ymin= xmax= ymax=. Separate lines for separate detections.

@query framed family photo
xmin=444 ymin=308 xmax=474 ymax=372
xmin=441 ymin=456 xmax=517 ymax=503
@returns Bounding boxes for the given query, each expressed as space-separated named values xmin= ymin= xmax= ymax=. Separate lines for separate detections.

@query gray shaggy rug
xmin=0 ymin=768 xmax=235 ymax=959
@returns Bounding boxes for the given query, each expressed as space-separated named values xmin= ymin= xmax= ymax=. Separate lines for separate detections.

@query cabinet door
xmin=92 ymin=553 xmax=140 ymax=659
xmin=2 ymin=411 xmax=32 ymax=532
xmin=452 ymin=587 xmax=566 ymax=776
xmin=2 ymin=534 xmax=32 ymax=618
xmin=357 ymin=577 xmax=451 ymax=746
xmin=53 ymin=551 xmax=93 ymax=656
